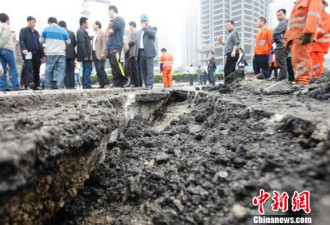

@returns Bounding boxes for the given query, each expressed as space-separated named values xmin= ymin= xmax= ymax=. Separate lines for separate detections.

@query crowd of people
xmin=1 ymin=1 xmax=329 ymax=92
xmin=0 ymin=5 xmax=159 ymax=92
xmin=217 ymin=0 xmax=330 ymax=85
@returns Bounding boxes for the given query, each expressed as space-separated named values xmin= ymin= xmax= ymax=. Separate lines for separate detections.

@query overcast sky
xmin=2 ymin=0 xmax=187 ymax=64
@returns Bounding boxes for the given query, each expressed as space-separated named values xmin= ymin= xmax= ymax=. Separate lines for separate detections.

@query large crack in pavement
xmin=0 ymin=76 xmax=329 ymax=225
xmin=46 ymin=89 xmax=330 ymax=225
xmin=0 ymin=89 xmax=171 ymax=225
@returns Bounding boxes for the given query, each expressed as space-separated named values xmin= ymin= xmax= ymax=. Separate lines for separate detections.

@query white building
xmin=199 ymin=0 xmax=269 ymax=68
xmin=181 ymin=0 xmax=200 ymax=67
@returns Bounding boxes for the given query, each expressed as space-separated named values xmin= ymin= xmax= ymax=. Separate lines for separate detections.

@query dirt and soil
xmin=0 ymin=76 xmax=329 ymax=225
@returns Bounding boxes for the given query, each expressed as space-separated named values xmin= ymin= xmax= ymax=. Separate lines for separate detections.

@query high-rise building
xmin=182 ymin=0 xmax=200 ymax=67
xmin=199 ymin=0 xmax=269 ymax=67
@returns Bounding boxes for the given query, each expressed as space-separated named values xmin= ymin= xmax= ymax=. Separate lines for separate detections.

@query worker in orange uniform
xmin=160 ymin=48 xmax=173 ymax=88
xmin=254 ymin=17 xmax=273 ymax=80
xmin=284 ymin=0 xmax=322 ymax=85
xmin=311 ymin=0 xmax=330 ymax=81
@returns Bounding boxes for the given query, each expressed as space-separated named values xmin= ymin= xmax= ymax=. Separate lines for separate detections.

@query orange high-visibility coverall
xmin=160 ymin=52 xmax=173 ymax=87
xmin=311 ymin=10 xmax=330 ymax=79
xmin=284 ymin=0 xmax=322 ymax=85
xmin=254 ymin=27 xmax=273 ymax=56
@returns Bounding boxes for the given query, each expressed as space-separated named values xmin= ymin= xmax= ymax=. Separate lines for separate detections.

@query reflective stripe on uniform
xmin=288 ymin=23 xmax=306 ymax=29
xmin=316 ymin=38 xmax=330 ymax=43
xmin=289 ymin=16 xmax=307 ymax=23
xmin=256 ymin=40 xmax=268 ymax=46
xmin=308 ymin=12 xmax=321 ymax=19
xmin=312 ymin=63 xmax=320 ymax=69
xmin=317 ymin=27 xmax=327 ymax=35
xmin=311 ymin=70 xmax=319 ymax=75
xmin=295 ymin=60 xmax=307 ymax=70
xmin=295 ymin=68 xmax=308 ymax=78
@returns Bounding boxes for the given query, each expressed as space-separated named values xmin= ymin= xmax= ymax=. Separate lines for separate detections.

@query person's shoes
xmin=120 ymin=81 xmax=130 ymax=88
xmin=144 ymin=86 xmax=152 ymax=90
xmin=277 ymin=75 xmax=286 ymax=81
xmin=121 ymin=83 xmax=130 ymax=88
xmin=266 ymin=77 xmax=277 ymax=81
xmin=104 ymin=85 xmax=110 ymax=89
xmin=28 ymin=83 xmax=35 ymax=90
xmin=34 ymin=87 xmax=42 ymax=90
xmin=256 ymin=74 xmax=264 ymax=80
xmin=52 ymin=81 xmax=58 ymax=89
xmin=98 ymin=85 xmax=105 ymax=89
xmin=83 ymin=87 xmax=93 ymax=89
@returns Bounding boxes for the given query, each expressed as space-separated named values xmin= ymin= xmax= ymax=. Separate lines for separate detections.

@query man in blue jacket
xmin=135 ymin=14 xmax=157 ymax=90
xmin=40 ymin=17 xmax=70 ymax=90
xmin=19 ymin=16 xmax=45 ymax=90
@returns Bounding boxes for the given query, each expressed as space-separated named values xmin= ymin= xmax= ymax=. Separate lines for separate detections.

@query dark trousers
xmin=287 ymin=57 xmax=295 ymax=82
xmin=138 ymin=50 xmax=154 ymax=88
xmin=93 ymin=51 xmax=110 ymax=87
xmin=108 ymin=49 xmax=128 ymax=87
xmin=189 ymin=74 xmax=194 ymax=86
xmin=22 ymin=53 xmax=41 ymax=88
xmin=254 ymin=55 xmax=271 ymax=79
xmin=224 ymin=52 xmax=239 ymax=78
xmin=64 ymin=58 xmax=75 ymax=88
xmin=82 ymin=61 xmax=92 ymax=88
xmin=130 ymin=57 xmax=141 ymax=86
xmin=253 ymin=57 xmax=258 ymax=75
xmin=209 ymin=69 xmax=216 ymax=86
xmin=274 ymin=48 xmax=288 ymax=79
xmin=203 ymin=73 xmax=207 ymax=85
xmin=270 ymin=63 xmax=278 ymax=77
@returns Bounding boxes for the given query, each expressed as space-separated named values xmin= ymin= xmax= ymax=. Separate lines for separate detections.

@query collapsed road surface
xmin=0 ymin=76 xmax=329 ymax=225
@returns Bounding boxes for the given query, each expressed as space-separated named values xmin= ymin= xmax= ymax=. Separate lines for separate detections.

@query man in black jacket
xmin=273 ymin=9 xmax=288 ymax=81
xmin=208 ymin=51 xmax=217 ymax=86
xmin=76 ymin=17 xmax=92 ymax=89
xmin=59 ymin=21 xmax=77 ymax=89
xmin=19 ymin=16 xmax=45 ymax=90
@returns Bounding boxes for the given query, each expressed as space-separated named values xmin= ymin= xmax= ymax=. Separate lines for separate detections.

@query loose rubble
xmin=1 ymin=73 xmax=329 ymax=225
xmin=46 ymin=85 xmax=330 ymax=225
